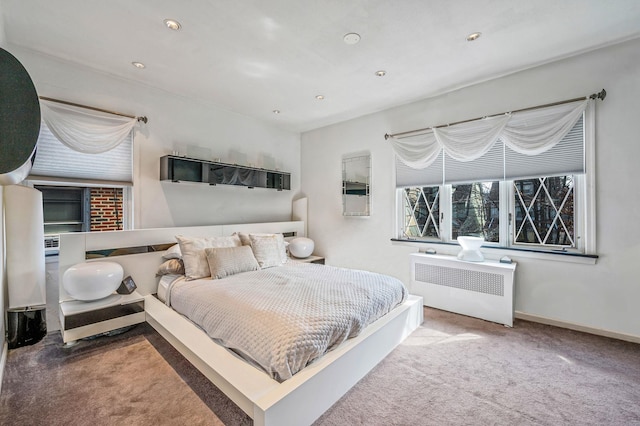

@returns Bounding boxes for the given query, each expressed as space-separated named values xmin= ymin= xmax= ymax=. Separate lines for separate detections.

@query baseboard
xmin=515 ymin=311 xmax=640 ymax=344
xmin=0 ymin=340 xmax=8 ymax=394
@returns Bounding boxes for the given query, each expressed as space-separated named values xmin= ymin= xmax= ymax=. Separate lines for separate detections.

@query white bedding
xmin=166 ymin=262 xmax=407 ymax=382
xmin=157 ymin=274 xmax=181 ymax=304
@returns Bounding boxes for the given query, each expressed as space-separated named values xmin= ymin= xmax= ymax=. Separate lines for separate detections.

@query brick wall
xmin=90 ymin=188 xmax=123 ymax=231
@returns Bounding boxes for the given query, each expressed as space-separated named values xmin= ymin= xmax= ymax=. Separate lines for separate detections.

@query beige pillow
xmin=238 ymin=232 xmax=288 ymax=265
xmin=162 ymin=243 xmax=182 ymax=260
xmin=156 ymin=258 xmax=185 ymax=276
xmin=248 ymin=233 xmax=287 ymax=268
xmin=176 ymin=234 xmax=242 ymax=280
xmin=236 ymin=232 xmax=252 ymax=246
xmin=205 ymin=246 xmax=259 ymax=279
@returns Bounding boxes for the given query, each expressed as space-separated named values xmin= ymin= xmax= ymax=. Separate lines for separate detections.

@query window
xmin=451 ymin=181 xmax=499 ymax=242
xmin=403 ymin=187 xmax=440 ymax=239
xmin=513 ymin=176 xmax=575 ymax=247
xmin=27 ymin=121 xmax=133 ymax=255
xmin=36 ymin=185 xmax=126 ymax=235
xmin=402 ymin=175 xmax=580 ymax=251
xmin=396 ymin=107 xmax=594 ymax=254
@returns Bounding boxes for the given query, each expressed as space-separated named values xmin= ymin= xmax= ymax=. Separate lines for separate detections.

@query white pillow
xmin=162 ymin=243 xmax=182 ymax=260
xmin=205 ymin=246 xmax=259 ymax=279
xmin=238 ymin=232 xmax=288 ymax=265
xmin=248 ymin=233 xmax=287 ymax=268
xmin=176 ymin=234 xmax=242 ymax=280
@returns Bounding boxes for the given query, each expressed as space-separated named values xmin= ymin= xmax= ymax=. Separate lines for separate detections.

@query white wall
xmin=0 ymin=43 xmax=301 ymax=344
xmin=301 ymin=38 xmax=640 ymax=339
xmin=7 ymin=45 xmax=301 ymax=229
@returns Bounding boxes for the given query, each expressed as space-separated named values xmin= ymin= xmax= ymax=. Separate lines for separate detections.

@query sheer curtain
xmin=435 ymin=114 xmax=510 ymax=162
xmin=501 ymin=99 xmax=587 ymax=155
xmin=40 ymin=100 xmax=137 ymax=154
xmin=390 ymin=99 xmax=590 ymax=169
xmin=387 ymin=131 xmax=440 ymax=169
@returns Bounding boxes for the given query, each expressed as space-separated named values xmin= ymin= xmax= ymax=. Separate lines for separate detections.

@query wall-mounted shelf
xmin=160 ymin=155 xmax=290 ymax=190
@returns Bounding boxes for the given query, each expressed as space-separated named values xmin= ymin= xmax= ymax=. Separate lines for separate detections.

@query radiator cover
xmin=410 ymin=253 xmax=516 ymax=326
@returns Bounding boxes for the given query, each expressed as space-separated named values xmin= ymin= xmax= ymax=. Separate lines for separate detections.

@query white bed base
xmin=59 ymin=221 xmax=423 ymax=426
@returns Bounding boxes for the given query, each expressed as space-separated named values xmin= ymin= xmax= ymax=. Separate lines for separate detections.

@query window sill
xmin=390 ymin=238 xmax=598 ymax=265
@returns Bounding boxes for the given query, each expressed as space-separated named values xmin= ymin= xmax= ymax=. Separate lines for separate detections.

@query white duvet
xmin=167 ymin=262 xmax=407 ymax=382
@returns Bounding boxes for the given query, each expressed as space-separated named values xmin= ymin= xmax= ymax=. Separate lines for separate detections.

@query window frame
xmin=28 ymin=180 xmax=133 ymax=232
xmin=394 ymin=105 xmax=596 ymax=258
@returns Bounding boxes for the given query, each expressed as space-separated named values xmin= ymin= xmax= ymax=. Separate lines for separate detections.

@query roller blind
xmin=395 ymin=151 xmax=443 ymax=187
xmin=444 ymin=141 xmax=504 ymax=184
xmin=30 ymin=121 xmax=133 ymax=184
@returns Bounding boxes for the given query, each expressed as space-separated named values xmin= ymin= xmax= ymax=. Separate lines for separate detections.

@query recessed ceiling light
xmin=315 ymin=95 xmax=325 ymax=100
xmin=163 ymin=19 xmax=182 ymax=31
xmin=375 ymin=70 xmax=386 ymax=77
xmin=343 ymin=33 xmax=361 ymax=45
xmin=132 ymin=62 xmax=146 ymax=69
xmin=272 ymin=109 xmax=280 ymax=114
xmin=466 ymin=32 xmax=481 ymax=42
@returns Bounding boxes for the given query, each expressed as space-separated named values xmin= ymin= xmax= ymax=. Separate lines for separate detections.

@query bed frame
xmin=59 ymin=221 xmax=423 ymax=426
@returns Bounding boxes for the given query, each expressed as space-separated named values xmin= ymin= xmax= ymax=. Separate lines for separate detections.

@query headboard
xmin=59 ymin=221 xmax=305 ymax=301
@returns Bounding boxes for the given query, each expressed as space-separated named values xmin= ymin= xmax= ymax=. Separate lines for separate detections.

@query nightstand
xmin=289 ymin=255 xmax=325 ymax=265
xmin=59 ymin=291 xmax=145 ymax=345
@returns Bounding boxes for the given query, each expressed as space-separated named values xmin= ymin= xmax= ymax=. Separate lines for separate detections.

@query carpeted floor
xmin=2 ymin=307 xmax=640 ymax=425
xmin=0 ymin=324 xmax=248 ymax=426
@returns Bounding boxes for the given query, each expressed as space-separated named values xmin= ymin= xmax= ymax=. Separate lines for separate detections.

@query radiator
xmin=410 ymin=253 xmax=516 ymax=326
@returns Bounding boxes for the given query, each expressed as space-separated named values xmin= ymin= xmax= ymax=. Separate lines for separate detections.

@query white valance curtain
xmin=40 ymin=100 xmax=137 ymax=154
xmin=390 ymin=99 xmax=589 ymax=172
xmin=30 ymin=121 xmax=133 ymax=183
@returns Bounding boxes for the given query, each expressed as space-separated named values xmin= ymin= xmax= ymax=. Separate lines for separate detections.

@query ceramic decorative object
xmin=456 ymin=236 xmax=485 ymax=262
xmin=288 ymin=237 xmax=315 ymax=258
xmin=63 ymin=261 xmax=124 ymax=301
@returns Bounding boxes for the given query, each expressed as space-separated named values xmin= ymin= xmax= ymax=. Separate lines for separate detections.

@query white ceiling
xmin=1 ymin=0 xmax=640 ymax=133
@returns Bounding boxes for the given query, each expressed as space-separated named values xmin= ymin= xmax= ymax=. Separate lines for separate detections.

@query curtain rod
xmin=384 ymin=89 xmax=606 ymax=140
xmin=39 ymin=96 xmax=148 ymax=124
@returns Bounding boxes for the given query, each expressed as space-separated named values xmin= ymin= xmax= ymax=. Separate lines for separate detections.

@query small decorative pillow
xmin=248 ymin=233 xmax=287 ymax=268
xmin=162 ymin=244 xmax=182 ymax=260
xmin=176 ymin=234 xmax=242 ymax=280
xmin=205 ymin=246 xmax=259 ymax=279
xmin=156 ymin=258 xmax=185 ymax=276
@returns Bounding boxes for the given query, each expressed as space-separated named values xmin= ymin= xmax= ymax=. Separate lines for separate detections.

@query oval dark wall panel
xmin=0 ymin=47 xmax=40 ymax=185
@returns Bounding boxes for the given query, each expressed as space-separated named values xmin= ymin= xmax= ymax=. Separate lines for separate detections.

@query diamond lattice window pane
xmin=403 ymin=187 xmax=440 ymax=238
xmin=514 ymin=176 xmax=574 ymax=247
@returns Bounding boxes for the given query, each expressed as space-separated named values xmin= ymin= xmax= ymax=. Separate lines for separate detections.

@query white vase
xmin=457 ymin=236 xmax=485 ymax=262
xmin=289 ymin=237 xmax=315 ymax=258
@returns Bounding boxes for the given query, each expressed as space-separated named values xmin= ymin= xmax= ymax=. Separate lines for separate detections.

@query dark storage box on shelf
xmin=160 ymin=155 xmax=290 ymax=190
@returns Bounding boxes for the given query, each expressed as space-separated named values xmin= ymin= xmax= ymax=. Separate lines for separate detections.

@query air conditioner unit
xmin=44 ymin=234 xmax=60 ymax=255
xmin=410 ymin=253 xmax=516 ymax=326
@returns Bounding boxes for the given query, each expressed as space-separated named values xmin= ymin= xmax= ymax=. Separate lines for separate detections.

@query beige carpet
xmin=2 ymin=308 xmax=640 ymax=425
xmin=315 ymin=308 xmax=640 ymax=425
xmin=0 ymin=327 xmax=226 ymax=426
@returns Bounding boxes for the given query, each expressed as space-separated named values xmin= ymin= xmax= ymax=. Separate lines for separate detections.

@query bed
xmin=59 ymin=221 xmax=423 ymax=426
